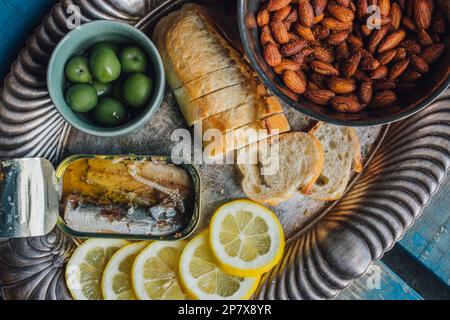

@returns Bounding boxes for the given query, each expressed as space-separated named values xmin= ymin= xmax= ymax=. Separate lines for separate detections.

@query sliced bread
xmin=201 ymin=93 xmax=284 ymax=134
xmin=307 ymin=123 xmax=363 ymax=201
xmin=173 ymin=66 xmax=255 ymax=103
xmin=181 ymin=78 xmax=266 ymax=125
xmin=238 ymin=132 xmax=324 ymax=206
xmin=202 ymin=113 xmax=291 ymax=161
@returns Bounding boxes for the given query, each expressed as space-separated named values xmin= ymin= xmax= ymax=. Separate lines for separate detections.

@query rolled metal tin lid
xmin=0 ymin=158 xmax=59 ymax=238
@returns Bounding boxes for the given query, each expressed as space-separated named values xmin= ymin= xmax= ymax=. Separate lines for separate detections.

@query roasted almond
xmin=291 ymin=47 xmax=314 ymax=66
xmin=347 ymin=35 xmax=364 ymax=48
xmin=414 ymin=0 xmax=432 ymax=30
xmin=295 ymin=25 xmax=316 ymax=41
xmin=360 ymin=24 xmax=372 ymax=37
xmin=328 ymin=77 xmax=356 ymax=94
xmin=378 ymin=49 xmax=397 ymax=65
xmin=281 ymin=39 xmax=308 ymax=56
xmin=264 ymin=43 xmax=283 ymax=66
xmin=389 ymin=2 xmax=402 ymax=30
xmin=421 ymin=44 xmax=445 ymax=64
xmin=331 ymin=95 xmax=364 ymax=113
xmin=285 ymin=7 xmax=299 ymax=23
xmin=361 ymin=54 xmax=380 ymax=71
xmin=410 ymin=54 xmax=430 ymax=73
xmin=402 ymin=16 xmax=418 ymax=32
xmin=311 ymin=60 xmax=340 ymax=76
xmin=327 ymin=4 xmax=355 ymax=23
xmin=271 ymin=21 xmax=290 ymax=44
xmin=356 ymin=0 xmax=368 ymax=21
xmin=257 ymin=8 xmax=270 ymax=27
xmin=311 ymin=0 xmax=328 ymax=16
xmin=313 ymin=25 xmax=330 ymax=40
xmin=261 ymin=25 xmax=276 ymax=46
xmin=388 ymin=58 xmax=410 ymax=79
xmin=274 ymin=5 xmax=292 ymax=21
xmin=313 ymin=13 xmax=325 ymax=24
xmin=354 ymin=70 xmax=371 ymax=82
xmin=368 ymin=26 xmax=389 ymax=53
xmin=401 ymin=69 xmax=422 ymax=81
xmin=322 ymin=18 xmax=353 ymax=31
xmin=304 ymin=89 xmax=336 ymax=105
xmin=341 ymin=50 xmax=362 ymax=78
xmin=359 ymin=81 xmax=373 ymax=104
xmin=283 ymin=70 xmax=307 ymax=94
xmin=327 ymin=30 xmax=349 ymax=45
xmin=378 ymin=0 xmax=391 ymax=17
xmin=313 ymin=47 xmax=334 ymax=63
xmin=268 ymin=0 xmax=292 ymax=12
xmin=378 ymin=30 xmax=406 ymax=53
xmin=394 ymin=47 xmax=407 ymax=61
xmin=402 ymin=40 xmax=422 ymax=55
xmin=298 ymin=0 xmax=315 ymax=27
xmin=274 ymin=59 xmax=301 ymax=74
xmin=418 ymin=29 xmax=434 ymax=47
xmin=335 ymin=42 xmax=350 ymax=60
xmin=373 ymin=79 xmax=396 ymax=90
xmin=372 ymin=90 xmax=396 ymax=108
xmin=370 ymin=66 xmax=389 ymax=80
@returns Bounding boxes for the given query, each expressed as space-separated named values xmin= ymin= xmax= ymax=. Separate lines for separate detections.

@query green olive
xmin=120 ymin=46 xmax=148 ymax=74
xmin=65 ymin=84 xmax=98 ymax=113
xmin=90 ymin=48 xmax=122 ymax=83
xmin=92 ymin=97 xmax=127 ymax=127
xmin=65 ymin=56 xmax=93 ymax=83
xmin=123 ymin=73 xmax=153 ymax=108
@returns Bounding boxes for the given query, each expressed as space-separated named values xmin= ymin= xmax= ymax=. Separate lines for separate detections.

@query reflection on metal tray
xmin=0 ymin=0 xmax=449 ymax=300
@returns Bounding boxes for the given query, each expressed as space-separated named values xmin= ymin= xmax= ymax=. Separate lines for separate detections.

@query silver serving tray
xmin=0 ymin=0 xmax=449 ymax=300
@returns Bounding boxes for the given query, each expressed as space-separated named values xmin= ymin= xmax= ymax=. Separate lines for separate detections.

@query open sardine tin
xmin=0 ymin=155 xmax=201 ymax=240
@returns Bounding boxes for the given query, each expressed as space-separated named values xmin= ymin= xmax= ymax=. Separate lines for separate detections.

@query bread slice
xmin=307 ymin=123 xmax=363 ymax=201
xmin=174 ymin=65 xmax=255 ymax=103
xmin=203 ymin=114 xmax=291 ymax=161
xmin=181 ymin=78 xmax=267 ymax=126
xmin=238 ymin=132 xmax=324 ymax=206
xmin=201 ymin=93 xmax=284 ymax=134
xmin=153 ymin=4 xmax=252 ymax=90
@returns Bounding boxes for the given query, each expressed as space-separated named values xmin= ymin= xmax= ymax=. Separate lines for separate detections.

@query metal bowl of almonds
xmin=238 ymin=0 xmax=450 ymax=126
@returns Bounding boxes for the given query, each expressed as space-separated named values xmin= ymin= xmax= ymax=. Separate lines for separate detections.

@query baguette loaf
xmin=307 ymin=123 xmax=363 ymax=201
xmin=154 ymin=4 xmax=253 ymax=90
xmin=238 ymin=132 xmax=324 ymax=206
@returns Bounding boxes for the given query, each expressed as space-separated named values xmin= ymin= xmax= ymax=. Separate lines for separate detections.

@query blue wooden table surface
xmin=0 ymin=0 xmax=448 ymax=300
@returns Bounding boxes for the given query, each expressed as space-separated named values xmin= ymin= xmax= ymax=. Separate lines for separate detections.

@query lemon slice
xmin=66 ymin=239 xmax=129 ymax=300
xmin=132 ymin=241 xmax=187 ymax=300
xmin=209 ymin=199 xmax=285 ymax=277
xmin=101 ymin=241 xmax=149 ymax=300
xmin=179 ymin=231 xmax=260 ymax=300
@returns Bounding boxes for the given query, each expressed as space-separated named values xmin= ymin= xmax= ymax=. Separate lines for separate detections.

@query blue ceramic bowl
xmin=47 ymin=20 xmax=165 ymax=137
